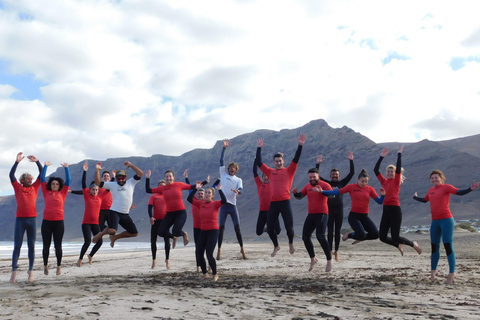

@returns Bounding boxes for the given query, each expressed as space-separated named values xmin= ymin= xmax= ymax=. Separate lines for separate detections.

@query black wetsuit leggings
xmin=41 ymin=219 xmax=64 ymax=266
xmin=267 ymin=200 xmax=294 ymax=247
xmin=302 ymin=213 xmax=331 ymax=260
xmin=151 ymin=219 xmax=171 ymax=260
xmin=327 ymin=205 xmax=343 ymax=252
xmin=256 ymin=210 xmax=281 ymax=236
xmin=347 ymin=212 xmax=379 ymax=241
xmin=196 ymin=229 xmax=219 ymax=275
xmin=158 ymin=210 xmax=186 ymax=238
xmin=80 ymin=224 xmax=102 ymax=259
xmin=379 ymin=205 xmax=414 ymax=247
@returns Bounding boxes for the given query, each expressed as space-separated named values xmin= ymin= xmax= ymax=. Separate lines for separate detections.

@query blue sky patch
xmin=449 ymin=56 xmax=480 ymax=71
xmin=0 ymin=63 xmax=46 ymax=100
xmin=382 ymin=51 xmax=411 ymax=65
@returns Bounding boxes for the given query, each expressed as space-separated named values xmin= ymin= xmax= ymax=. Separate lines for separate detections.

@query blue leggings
xmin=218 ymin=204 xmax=243 ymax=248
xmin=347 ymin=212 xmax=379 ymax=241
xmin=196 ymin=229 xmax=219 ymax=275
xmin=12 ymin=217 xmax=36 ymax=271
xmin=80 ymin=224 xmax=103 ymax=259
xmin=267 ymin=200 xmax=294 ymax=247
xmin=302 ymin=213 xmax=331 ymax=260
xmin=430 ymin=218 xmax=455 ymax=273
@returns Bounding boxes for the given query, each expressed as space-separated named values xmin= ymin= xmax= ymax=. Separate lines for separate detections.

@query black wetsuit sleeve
xmin=456 ymin=188 xmax=472 ymax=196
xmin=219 ymin=189 xmax=227 ymax=205
xmin=9 ymin=161 xmax=19 ymax=183
xmin=253 ymin=159 xmax=258 ymax=178
xmin=212 ymin=179 xmax=220 ymax=189
xmin=396 ymin=153 xmax=402 ymax=174
xmin=133 ymin=174 xmax=141 ymax=181
xmin=374 ymin=156 xmax=383 ymax=176
xmin=185 ymin=177 xmax=190 ymax=185
xmin=292 ymin=145 xmax=303 ymax=164
xmin=256 ymin=147 xmax=263 ymax=167
xmin=339 ymin=160 xmax=355 ymax=187
xmin=148 ymin=204 xmax=154 ymax=218
xmin=145 ymin=178 xmax=152 ymax=193
xmin=187 ymin=188 xmax=197 ymax=203
xmin=70 ymin=190 xmax=83 ymax=195
xmin=82 ymin=170 xmax=87 ymax=189
xmin=293 ymin=192 xmax=304 ymax=200
xmin=413 ymin=196 xmax=428 ymax=203
xmin=201 ymin=180 xmax=208 ymax=186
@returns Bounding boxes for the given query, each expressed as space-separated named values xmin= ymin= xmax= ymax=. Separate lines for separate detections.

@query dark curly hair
xmin=46 ymin=177 xmax=65 ymax=191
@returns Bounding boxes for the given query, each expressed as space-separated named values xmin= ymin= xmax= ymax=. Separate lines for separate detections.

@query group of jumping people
xmin=9 ymin=134 xmax=479 ymax=284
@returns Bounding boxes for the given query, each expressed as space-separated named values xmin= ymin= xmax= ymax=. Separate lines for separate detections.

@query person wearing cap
xmin=9 ymin=152 xmax=43 ymax=283
xmin=92 ymin=161 xmax=143 ymax=247
xmin=256 ymin=134 xmax=306 ymax=257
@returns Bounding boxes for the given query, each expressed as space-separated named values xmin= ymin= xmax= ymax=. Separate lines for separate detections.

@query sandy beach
xmin=1 ymin=231 xmax=480 ymax=320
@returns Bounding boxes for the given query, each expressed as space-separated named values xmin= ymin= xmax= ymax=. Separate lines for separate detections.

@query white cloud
xmin=1 ymin=0 xmax=480 ymax=195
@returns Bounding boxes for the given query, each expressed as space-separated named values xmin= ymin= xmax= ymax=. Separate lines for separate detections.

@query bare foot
xmin=213 ymin=274 xmax=219 ymax=282
xmin=76 ymin=259 xmax=82 ymax=267
xmin=413 ymin=241 xmax=422 ymax=255
xmin=165 ymin=259 xmax=170 ymax=270
xmin=56 ymin=266 xmax=61 ymax=276
xmin=109 ymin=234 xmax=116 ymax=248
xmin=309 ymin=257 xmax=318 ymax=272
xmin=44 ymin=265 xmax=49 ymax=276
xmin=172 ymin=237 xmax=178 ymax=249
xmin=352 ymin=240 xmax=361 ymax=245
xmin=216 ymin=248 xmax=222 ymax=260
xmin=183 ymin=232 xmax=189 ymax=246
xmin=197 ymin=266 xmax=202 ymax=273
xmin=397 ymin=244 xmax=404 ymax=256
xmin=202 ymin=273 xmax=210 ymax=280
xmin=430 ymin=270 xmax=438 ymax=282
xmin=445 ymin=273 xmax=456 ymax=284
xmin=289 ymin=243 xmax=296 ymax=254
xmin=87 ymin=254 xmax=93 ymax=265
xmin=9 ymin=271 xmax=17 ymax=283
xmin=325 ymin=259 xmax=333 ymax=272
xmin=334 ymin=251 xmax=339 ymax=262
xmin=342 ymin=233 xmax=349 ymax=241
xmin=151 ymin=259 xmax=156 ymax=269
xmin=271 ymin=246 xmax=280 ymax=257
xmin=27 ymin=270 xmax=34 ymax=283
xmin=240 ymin=247 xmax=247 ymax=260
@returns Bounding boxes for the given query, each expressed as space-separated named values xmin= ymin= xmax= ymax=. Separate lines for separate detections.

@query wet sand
xmin=1 ymin=230 xmax=480 ymax=319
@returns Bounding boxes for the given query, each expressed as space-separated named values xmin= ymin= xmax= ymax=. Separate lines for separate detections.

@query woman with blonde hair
xmin=374 ymin=146 xmax=422 ymax=255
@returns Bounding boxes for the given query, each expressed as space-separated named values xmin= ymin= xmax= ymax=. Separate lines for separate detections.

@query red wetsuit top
xmin=191 ymin=201 xmax=202 ymax=229
xmin=151 ymin=182 xmax=192 ymax=212
xmin=12 ymin=179 xmax=41 ymax=218
xmin=423 ymin=184 xmax=458 ymax=220
xmin=376 ymin=173 xmax=401 ymax=206
xmin=82 ymin=188 xmax=106 ymax=224
xmin=190 ymin=198 xmax=223 ymax=230
xmin=339 ymin=184 xmax=380 ymax=214
xmin=98 ymin=188 xmax=112 ymax=210
xmin=148 ymin=194 xmax=167 ymax=220
xmin=41 ymin=183 xmax=70 ymax=221
xmin=254 ymin=176 xmax=272 ymax=211
xmin=260 ymin=161 xmax=298 ymax=202
xmin=300 ymin=181 xmax=332 ymax=214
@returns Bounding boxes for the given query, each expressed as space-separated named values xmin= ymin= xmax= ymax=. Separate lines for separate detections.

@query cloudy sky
xmin=1 ymin=0 xmax=479 ymax=196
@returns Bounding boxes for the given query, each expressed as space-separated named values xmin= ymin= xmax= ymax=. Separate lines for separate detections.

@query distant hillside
xmin=1 ymin=119 xmax=480 ymax=241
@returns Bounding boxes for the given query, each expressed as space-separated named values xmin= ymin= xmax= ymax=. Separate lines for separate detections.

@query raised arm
xmin=220 ymin=139 xmax=230 ymax=166
xmin=256 ymin=138 xmax=265 ymax=167
xmin=413 ymin=192 xmax=428 ymax=203
xmin=94 ymin=162 xmax=104 ymax=186
xmin=456 ymin=181 xmax=480 ymax=195
xmin=292 ymin=134 xmax=306 ymax=164
xmin=315 ymin=155 xmax=323 ymax=170
xmin=124 ymin=161 xmax=143 ymax=179
xmin=339 ymin=151 xmax=355 ymax=185
xmin=145 ymin=169 xmax=152 ymax=193
xmin=374 ymin=148 xmax=388 ymax=176
xmin=40 ymin=161 xmax=51 ymax=183
xmin=61 ymin=163 xmax=71 ymax=186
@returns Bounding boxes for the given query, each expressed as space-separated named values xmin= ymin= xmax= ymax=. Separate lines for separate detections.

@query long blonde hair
xmin=387 ymin=164 xmax=406 ymax=183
